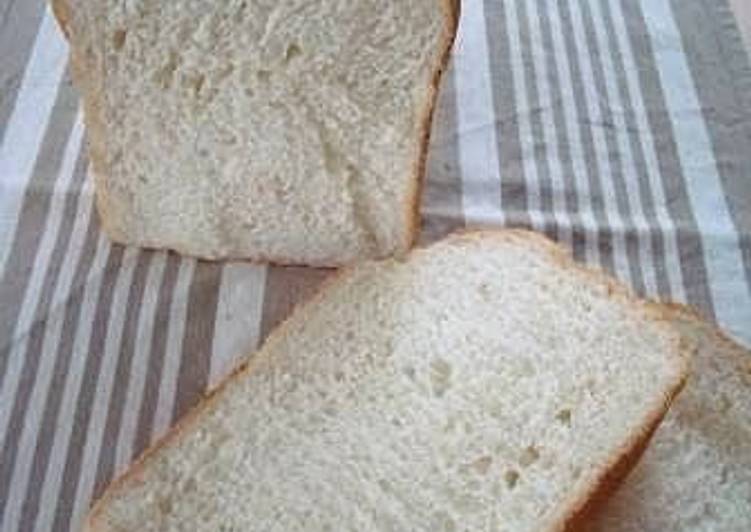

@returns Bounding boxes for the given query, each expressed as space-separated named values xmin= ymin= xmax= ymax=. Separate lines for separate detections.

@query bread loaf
xmin=587 ymin=306 xmax=751 ymax=532
xmin=85 ymin=231 xmax=689 ymax=531
xmin=53 ymin=0 xmax=459 ymax=265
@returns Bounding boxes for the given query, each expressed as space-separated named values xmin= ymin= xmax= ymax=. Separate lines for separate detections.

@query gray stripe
xmin=534 ymin=0 xmax=586 ymax=262
xmin=729 ymin=0 xmax=751 ymax=50
xmin=91 ymin=252 xmax=154 ymax=501
xmin=0 ymin=80 xmax=79 ymax=526
xmin=577 ymin=0 xmax=646 ymax=295
xmin=259 ymin=266 xmax=331 ymax=343
xmin=670 ymin=0 xmax=751 ymax=288
xmin=0 ymin=67 xmax=76 ymax=382
xmin=598 ymin=0 xmax=672 ymax=299
xmin=170 ymin=263 xmax=224 ymax=424
xmin=0 ymin=0 xmax=47 ymax=143
xmin=515 ymin=0 xmax=558 ymax=241
xmin=620 ymin=0 xmax=715 ymax=316
xmin=421 ymin=58 xmax=465 ymax=243
xmin=132 ymin=253 xmax=182 ymax=457
xmin=15 ymin=151 xmax=96 ymax=532
xmin=556 ymin=1 xmax=616 ymax=275
xmin=482 ymin=0 xmax=529 ymax=228
xmin=51 ymin=245 xmax=126 ymax=532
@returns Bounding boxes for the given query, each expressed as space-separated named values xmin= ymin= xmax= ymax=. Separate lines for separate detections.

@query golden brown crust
xmin=56 ymin=0 xmax=124 ymax=252
xmin=573 ymin=304 xmax=750 ymax=531
xmin=557 ymin=377 xmax=686 ymax=531
xmin=403 ymin=0 xmax=461 ymax=251
xmin=50 ymin=0 xmax=71 ymax=39
xmin=86 ymin=229 xmax=692 ymax=531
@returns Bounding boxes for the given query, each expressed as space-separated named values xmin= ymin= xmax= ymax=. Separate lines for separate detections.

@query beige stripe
xmin=113 ymin=252 xmax=169 ymax=472
xmin=31 ymin=232 xmax=110 ymax=532
xmin=259 ymin=266 xmax=332 ymax=343
xmin=131 ymin=253 xmax=182 ymax=457
xmin=0 ymin=9 xmax=67 ymax=274
xmin=0 ymin=72 xmax=80 ymax=391
xmin=150 ymin=259 xmax=195 ymax=440
xmin=91 ymin=252 xmax=156 ymax=499
xmin=171 ymin=263 xmax=223 ymax=423
xmin=0 ymin=168 xmax=92 ymax=532
xmin=67 ymin=247 xmax=141 ymax=532
xmin=0 ymin=112 xmax=84 ymax=452
xmin=45 ymin=245 xmax=126 ymax=532
xmin=210 ymin=263 xmax=268 ymax=389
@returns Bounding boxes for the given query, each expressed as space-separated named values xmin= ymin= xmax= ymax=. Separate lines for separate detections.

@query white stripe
xmin=113 ymin=253 xmax=168 ymax=472
xmin=640 ymin=0 xmax=751 ymax=345
xmin=545 ymin=0 xmax=602 ymax=268
xmin=454 ymin=0 xmax=504 ymax=227
xmin=586 ymin=0 xmax=660 ymax=297
xmin=65 ymin=247 xmax=141 ymax=532
xmin=0 ymin=9 xmax=68 ymax=275
xmin=210 ymin=263 xmax=268 ymax=389
xmin=0 ymin=157 xmax=91 ymax=532
xmin=32 ymin=232 xmax=110 ymax=532
xmin=524 ymin=0 xmax=575 ymax=247
xmin=606 ymin=0 xmax=687 ymax=302
xmin=0 ymin=113 xmax=83 ymax=447
xmin=566 ymin=1 xmax=633 ymax=286
xmin=151 ymin=259 xmax=196 ymax=438
xmin=501 ymin=0 xmax=547 ymax=234
xmin=62 ymin=254 xmax=193 ymax=532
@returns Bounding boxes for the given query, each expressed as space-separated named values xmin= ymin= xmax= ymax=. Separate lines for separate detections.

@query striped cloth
xmin=0 ymin=1 xmax=749 ymax=531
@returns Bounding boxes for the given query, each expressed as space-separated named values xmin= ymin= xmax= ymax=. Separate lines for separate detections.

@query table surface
xmin=1 ymin=1 xmax=750 ymax=531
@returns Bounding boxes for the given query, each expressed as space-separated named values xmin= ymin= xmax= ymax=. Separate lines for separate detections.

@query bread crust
xmin=85 ymin=229 xmax=692 ymax=531
xmin=54 ymin=0 xmax=461 ymax=267
xmin=403 ymin=0 xmax=462 ymax=252
xmin=555 ymin=376 xmax=686 ymax=531
xmin=582 ymin=302 xmax=751 ymax=532
xmin=50 ymin=0 xmax=70 ymax=38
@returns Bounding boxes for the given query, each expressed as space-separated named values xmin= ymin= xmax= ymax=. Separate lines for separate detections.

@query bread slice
xmin=52 ymin=0 xmax=459 ymax=266
xmin=84 ymin=230 xmax=689 ymax=532
xmin=586 ymin=306 xmax=751 ymax=532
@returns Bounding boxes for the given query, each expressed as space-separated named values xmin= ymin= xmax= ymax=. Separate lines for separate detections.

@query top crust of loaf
xmin=53 ymin=0 xmax=461 ymax=266
xmin=84 ymin=229 xmax=690 ymax=532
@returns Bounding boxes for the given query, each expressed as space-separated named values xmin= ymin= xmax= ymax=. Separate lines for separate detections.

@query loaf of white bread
xmin=52 ymin=0 xmax=459 ymax=265
xmin=84 ymin=231 xmax=689 ymax=531
xmin=588 ymin=306 xmax=751 ymax=531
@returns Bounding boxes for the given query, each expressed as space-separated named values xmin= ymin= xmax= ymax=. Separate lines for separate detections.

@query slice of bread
xmin=587 ymin=306 xmax=751 ymax=532
xmin=52 ymin=0 xmax=459 ymax=266
xmin=84 ymin=230 xmax=688 ymax=532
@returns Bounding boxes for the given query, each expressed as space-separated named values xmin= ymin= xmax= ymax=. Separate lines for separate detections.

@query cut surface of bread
xmin=85 ymin=231 xmax=689 ymax=532
xmin=587 ymin=307 xmax=751 ymax=532
xmin=54 ymin=0 xmax=459 ymax=265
